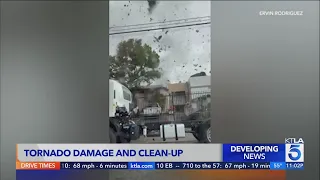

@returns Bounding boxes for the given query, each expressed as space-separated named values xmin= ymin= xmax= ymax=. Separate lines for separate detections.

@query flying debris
xmin=147 ymin=0 xmax=158 ymax=14
xmin=153 ymin=35 xmax=162 ymax=42
xmin=191 ymin=72 xmax=207 ymax=77
xmin=153 ymin=36 xmax=159 ymax=42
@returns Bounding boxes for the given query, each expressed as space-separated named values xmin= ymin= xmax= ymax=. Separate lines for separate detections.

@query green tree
xmin=110 ymin=39 xmax=162 ymax=88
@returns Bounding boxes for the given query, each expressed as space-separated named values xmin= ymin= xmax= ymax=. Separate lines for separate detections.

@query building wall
xmin=168 ymin=83 xmax=187 ymax=93
xmin=187 ymin=76 xmax=211 ymax=100
xmin=188 ymin=76 xmax=211 ymax=87
xmin=133 ymin=92 xmax=146 ymax=110
xmin=159 ymin=88 xmax=169 ymax=96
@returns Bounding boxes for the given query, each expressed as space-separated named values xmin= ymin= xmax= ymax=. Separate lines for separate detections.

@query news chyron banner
xmin=16 ymin=139 xmax=304 ymax=174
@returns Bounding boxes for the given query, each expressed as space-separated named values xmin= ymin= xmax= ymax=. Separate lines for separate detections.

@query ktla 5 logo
xmin=285 ymin=144 xmax=304 ymax=162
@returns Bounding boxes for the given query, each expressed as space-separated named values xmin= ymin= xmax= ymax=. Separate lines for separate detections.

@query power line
xmin=110 ymin=19 xmax=210 ymax=33
xmin=109 ymin=21 xmax=210 ymax=35
xmin=110 ymin=16 xmax=210 ymax=30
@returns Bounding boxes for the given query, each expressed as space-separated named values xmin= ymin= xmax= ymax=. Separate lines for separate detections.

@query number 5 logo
xmin=288 ymin=145 xmax=301 ymax=161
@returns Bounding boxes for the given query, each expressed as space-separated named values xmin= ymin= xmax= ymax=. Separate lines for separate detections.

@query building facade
xmin=167 ymin=83 xmax=187 ymax=113
xmin=131 ymin=85 xmax=170 ymax=112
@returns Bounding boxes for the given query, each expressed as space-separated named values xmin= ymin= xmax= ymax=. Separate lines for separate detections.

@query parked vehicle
xmin=184 ymin=75 xmax=211 ymax=143
xmin=109 ymin=79 xmax=140 ymax=143
xmin=142 ymin=103 xmax=162 ymax=116
xmin=183 ymin=98 xmax=211 ymax=143
xmin=188 ymin=100 xmax=211 ymax=143
xmin=190 ymin=119 xmax=211 ymax=143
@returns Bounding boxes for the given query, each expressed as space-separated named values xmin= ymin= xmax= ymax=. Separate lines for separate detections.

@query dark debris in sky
xmin=147 ymin=0 xmax=157 ymax=14
xmin=153 ymin=35 xmax=162 ymax=43
xmin=112 ymin=1 xmax=211 ymax=82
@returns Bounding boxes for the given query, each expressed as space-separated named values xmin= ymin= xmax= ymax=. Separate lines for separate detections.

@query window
xmin=123 ymin=90 xmax=131 ymax=101
xmin=121 ymin=85 xmax=131 ymax=101
xmin=114 ymin=90 xmax=116 ymax=99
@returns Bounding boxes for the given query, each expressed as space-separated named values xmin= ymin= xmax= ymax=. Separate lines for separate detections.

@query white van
xmin=109 ymin=79 xmax=133 ymax=118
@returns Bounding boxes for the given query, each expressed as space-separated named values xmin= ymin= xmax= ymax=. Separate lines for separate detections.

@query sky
xmin=109 ymin=1 xmax=211 ymax=85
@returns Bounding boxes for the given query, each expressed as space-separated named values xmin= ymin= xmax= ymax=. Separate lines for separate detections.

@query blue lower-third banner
xmin=223 ymin=144 xmax=286 ymax=162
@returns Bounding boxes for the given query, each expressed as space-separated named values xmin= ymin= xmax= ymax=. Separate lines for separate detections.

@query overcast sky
xmin=109 ymin=1 xmax=211 ymax=85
